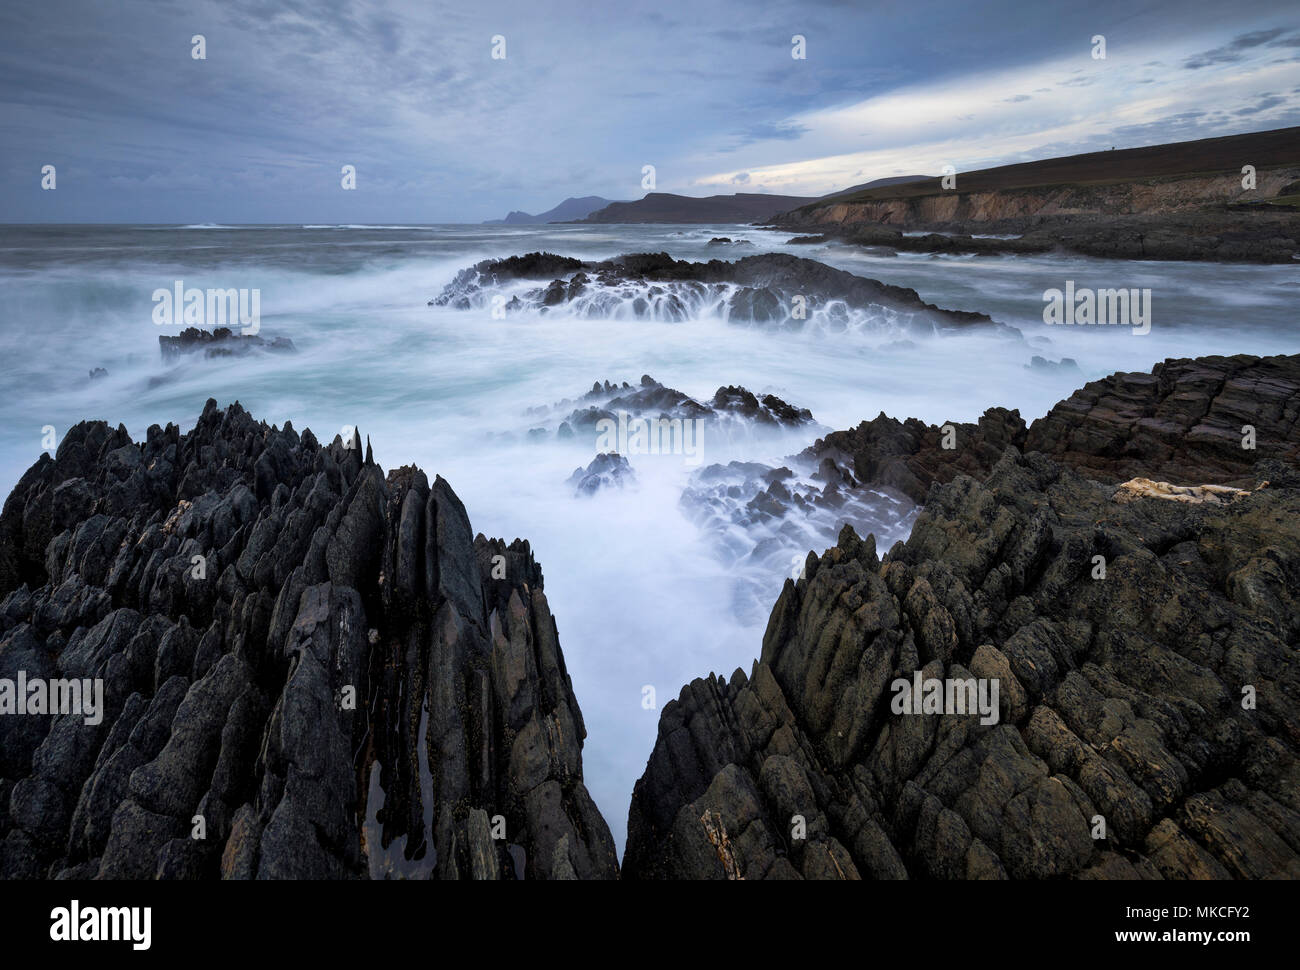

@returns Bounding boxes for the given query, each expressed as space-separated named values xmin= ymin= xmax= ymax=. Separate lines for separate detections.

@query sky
xmin=2 ymin=0 xmax=1298 ymax=223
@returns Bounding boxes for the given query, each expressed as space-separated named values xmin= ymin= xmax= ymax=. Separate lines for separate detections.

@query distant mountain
xmin=575 ymin=192 xmax=818 ymax=224
xmin=483 ymin=196 xmax=621 ymax=225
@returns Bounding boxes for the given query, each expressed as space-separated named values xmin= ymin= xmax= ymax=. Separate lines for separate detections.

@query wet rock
xmin=627 ymin=443 xmax=1300 ymax=879
xmin=0 ymin=400 xmax=616 ymax=880
xmin=567 ymin=453 xmax=636 ymax=496
xmin=537 ymin=375 xmax=818 ymax=451
xmin=1025 ymin=354 xmax=1300 ymax=486
xmin=628 ymin=353 xmax=1300 ymax=880
xmin=433 ymin=251 xmax=1019 ymax=336
xmin=158 ymin=327 xmax=296 ymax=363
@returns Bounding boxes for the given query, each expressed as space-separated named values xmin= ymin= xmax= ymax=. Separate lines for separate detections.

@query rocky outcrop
xmin=0 ymin=400 xmax=616 ymax=879
xmin=565 ymin=375 xmax=812 ymax=435
xmin=1025 ymin=354 xmax=1300 ymax=486
xmin=568 ymin=453 xmax=635 ymax=496
xmin=801 ymin=354 xmax=1300 ymax=505
xmin=626 ymin=352 xmax=1300 ymax=879
xmin=158 ymin=327 xmax=295 ymax=363
xmin=802 ymin=408 xmax=1029 ymax=505
xmin=520 ymin=375 xmax=817 ymax=449
xmin=625 ymin=449 xmax=1300 ymax=879
xmin=781 ymin=213 xmax=1300 ymax=263
xmin=432 ymin=252 xmax=1017 ymax=336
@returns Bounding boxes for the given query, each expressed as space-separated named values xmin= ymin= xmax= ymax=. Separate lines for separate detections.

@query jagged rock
xmin=626 ymin=444 xmax=1300 ymax=879
xmin=528 ymin=374 xmax=816 ymax=447
xmin=567 ymin=454 xmax=636 ymax=496
xmin=158 ymin=327 xmax=296 ymax=364
xmin=1025 ymin=354 xmax=1300 ymax=486
xmin=802 ymin=354 xmax=1300 ymax=504
xmin=0 ymin=401 xmax=616 ymax=880
xmin=432 ymin=251 xmax=1018 ymax=336
xmin=802 ymin=407 xmax=1028 ymax=504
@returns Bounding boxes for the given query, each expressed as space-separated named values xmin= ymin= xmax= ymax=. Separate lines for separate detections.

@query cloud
xmin=2 ymin=0 xmax=1298 ymax=221
xmin=1183 ymin=28 xmax=1288 ymax=68
xmin=736 ymin=121 xmax=810 ymax=144
xmin=691 ymin=30 xmax=1300 ymax=198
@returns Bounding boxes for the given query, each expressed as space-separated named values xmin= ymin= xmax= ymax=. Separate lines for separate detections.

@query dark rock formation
xmin=1025 ymin=354 xmax=1300 ymax=487
xmin=803 ymin=408 xmax=1028 ymax=505
xmin=625 ymin=448 xmax=1300 ymax=879
xmin=522 ymin=374 xmax=817 ymax=446
xmin=432 ymin=252 xmax=1018 ymax=337
xmin=568 ymin=453 xmax=635 ymax=496
xmin=781 ymin=216 xmax=1300 ymax=263
xmin=0 ymin=401 xmax=616 ymax=880
xmin=158 ymin=328 xmax=296 ymax=364
xmin=803 ymin=354 xmax=1300 ymax=504
xmin=1025 ymin=356 xmax=1082 ymax=377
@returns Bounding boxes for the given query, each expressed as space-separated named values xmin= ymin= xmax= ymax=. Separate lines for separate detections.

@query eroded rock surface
xmin=0 ymin=400 xmax=616 ymax=879
xmin=803 ymin=354 xmax=1300 ymax=504
xmin=1025 ymin=354 xmax=1300 ymax=486
xmin=625 ymin=450 xmax=1300 ymax=879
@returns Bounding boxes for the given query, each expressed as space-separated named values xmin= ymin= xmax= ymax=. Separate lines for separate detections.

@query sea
xmin=1 ymin=222 xmax=1296 ymax=850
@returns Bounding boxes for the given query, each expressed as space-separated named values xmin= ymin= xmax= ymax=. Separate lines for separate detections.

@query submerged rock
xmin=158 ymin=327 xmax=296 ymax=364
xmin=526 ymin=374 xmax=817 ymax=448
xmin=568 ymin=453 xmax=636 ymax=496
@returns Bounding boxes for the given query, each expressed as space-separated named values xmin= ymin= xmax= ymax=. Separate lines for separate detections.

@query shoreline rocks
xmin=626 ymin=352 xmax=1300 ymax=879
xmin=625 ymin=447 xmax=1300 ymax=879
xmin=799 ymin=354 xmax=1300 ymax=505
xmin=775 ymin=212 xmax=1300 ymax=263
xmin=0 ymin=401 xmax=616 ymax=879
xmin=2 ymin=352 xmax=1297 ymax=880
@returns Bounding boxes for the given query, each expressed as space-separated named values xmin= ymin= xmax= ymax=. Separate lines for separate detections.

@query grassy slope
xmin=790 ymin=126 xmax=1300 ymax=215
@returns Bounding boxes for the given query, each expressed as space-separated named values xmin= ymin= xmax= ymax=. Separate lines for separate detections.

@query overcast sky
xmin=2 ymin=0 xmax=1298 ymax=223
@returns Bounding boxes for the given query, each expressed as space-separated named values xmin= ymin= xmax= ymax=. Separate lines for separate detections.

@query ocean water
xmin=0 ymin=222 xmax=1296 ymax=852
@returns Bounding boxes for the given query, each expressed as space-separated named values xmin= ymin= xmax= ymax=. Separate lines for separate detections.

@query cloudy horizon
xmin=2 ymin=0 xmax=1298 ymax=223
